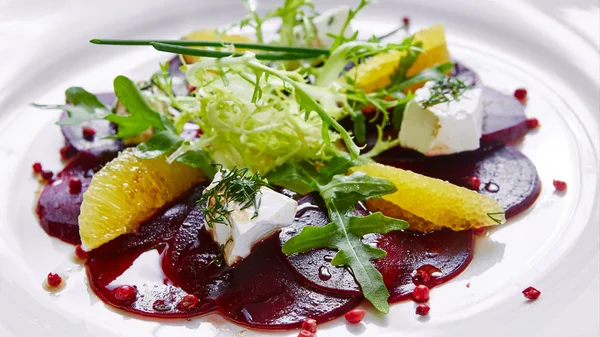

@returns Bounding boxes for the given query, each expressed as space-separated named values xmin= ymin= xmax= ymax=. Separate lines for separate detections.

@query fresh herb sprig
xmin=419 ymin=76 xmax=468 ymax=108
xmin=199 ymin=167 xmax=268 ymax=228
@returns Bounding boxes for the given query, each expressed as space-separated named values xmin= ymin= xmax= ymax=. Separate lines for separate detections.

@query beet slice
xmin=480 ymin=86 xmax=529 ymax=146
xmin=366 ymin=230 xmax=474 ymax=303
xmin=36 ymin=152 xmax=103 ymax=244
xmin=163 ymin=200 xmax=362 ymax=329
xmin=86 ymin=186 xmax=215 ymax=318
xmin=377 ymin=146 xmax=541 ymax=218
xmin=278 ymin=194 xmax=361 ymax=295
xmin=210 ymin=238 xmax=362 ymax=329
xmin=161 ymin=207 xmax=222 ymax=299
xmin=279 ymin=194 xmax=475 ymax=303
xmin=452 ymin=61 xmax=478 ymax=87
xmin=60 ymin=93 xmax=124 ymax=162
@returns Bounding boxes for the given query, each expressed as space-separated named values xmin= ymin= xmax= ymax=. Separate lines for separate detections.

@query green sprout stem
xmin=91 ymin=39 xmax=329 ymax=56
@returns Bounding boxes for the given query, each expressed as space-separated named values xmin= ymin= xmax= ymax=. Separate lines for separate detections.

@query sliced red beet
xmin=452 ymin=62 xmax=478 ymax=87
xmin=480 ymin=86 xmax=529 ymax=146
xmin=86 ymin=186 xmax=215 ymax=318
xmin=210 ymin=238 xmax=362 ymax=329
xmin=36 ymin=152 xmax=103 ymax=244
xmin=163 ymin=200 xmax=362 ymax=329
xmin=279 ymin=195 xmax=475 ymax=302
xmin=278 ymin=194 xmax=361 ymax=295
xmin=377 ymin=146 xmax=541 ymax=218
xmin=365 ymin=230 xmax=474 ymax=303
xmin=60 ymin=93 xmax=124 ymax=162
xmin=161 ymin=207 xmax=222 ymax=299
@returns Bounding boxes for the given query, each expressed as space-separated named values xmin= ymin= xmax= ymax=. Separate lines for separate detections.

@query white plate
xmin=0 ymin=0 xmax=598 ymax=336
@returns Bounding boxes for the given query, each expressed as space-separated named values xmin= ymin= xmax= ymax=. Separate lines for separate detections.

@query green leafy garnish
xmin=282 ymin=171 xmax=409 ymax=313
xmin=32 ymin=87 xmax=110 ymax=125
xmin=106 ymin=75 xmax=170 ymax=138
xmin=177 ymin=52 xmax=360 ymax=172
xmin=134 ymin=130 xmax=182 ymax=159
xmin=328 ymin=0 xmax=371 ymax=49
xmin=199 ymin=167 xmax=268 ymax=228
xmin=237 ymin=0 xmax=315 ymax=44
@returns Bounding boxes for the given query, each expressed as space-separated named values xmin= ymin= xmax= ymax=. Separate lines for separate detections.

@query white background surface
xmin=0 ymin=0 xmax=598 ymax=336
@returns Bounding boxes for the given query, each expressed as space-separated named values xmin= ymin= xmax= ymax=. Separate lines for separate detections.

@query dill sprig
xmin=199 ymin=167 xmax=268 ymax=228
xmin=420 ymin=76 xmax=468 ymax=108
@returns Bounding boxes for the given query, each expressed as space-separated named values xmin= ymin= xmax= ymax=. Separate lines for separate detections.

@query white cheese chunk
xmin=399 ymin=81 xmax=484 ymax=156
xmin=204 ymin=173 xmax=297 ymax=266
xmin=293 ymin=6 xmax=352 ymax=48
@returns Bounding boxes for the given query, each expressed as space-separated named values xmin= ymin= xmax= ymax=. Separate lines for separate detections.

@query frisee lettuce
xmin=175 ymin=52 xmax=360 ymax=173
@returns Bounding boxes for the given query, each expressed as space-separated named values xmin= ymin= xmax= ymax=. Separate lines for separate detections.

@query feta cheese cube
xmin=204 ymin=173 xmax=297 ymax=266
xmin=399 ymin=82 xmax=484 ymax=156
xmin=293 ymin=6 xmax=352 ymax=48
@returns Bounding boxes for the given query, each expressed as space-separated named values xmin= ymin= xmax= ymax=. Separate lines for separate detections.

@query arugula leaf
xmin=266 ymin=154 xmax=368 ymax=194
xmin=105 ymin=75 xmax=167 ymax=138
xmin=319 ymin=171 xmax=397 ymax=211
xmin=174 ymin=149 xmax=216 ymax=177
xmin=134 ymin=130 xmax=182 ymax=159
xmin=282 ymin=171 xmax=409 ymax=313
xmin=33 ymin=87 xmax=110 ymax=125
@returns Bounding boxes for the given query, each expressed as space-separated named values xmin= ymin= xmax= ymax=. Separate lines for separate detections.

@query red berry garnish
xmin=416 ymin=304 xmax=430 ymax=316
xmin=474 ymin=227 xmax=486 ymax=235
xmin=186 ymin=82 xmax=197 ymax=93
xmin=344 ymin=309 xmax=366 ymax=324
xmin=74 ymin=245 xmax=89 ymax=260
xmin=522 ymin=286 xmax=541 ymax=300
xmin=514 ymin=88 xmax=527 ymax=104
xmin=412 ymin=269 xmax=431 ymax=286
xmin=301 ymin=318 xmax=317 ymax=333
xmin=412 ymin=285 xmax=430 ymax=302
xmin=298 ymin=330 xmax=314 ymax=337
xmin=466 ymin=176 xmax=481 ymax=190
xmin=47 ymin=273 xmax=62 ymax=287
xmin=112 ymin=285 xmax=137 ymax=305
xmin=41 ymin=170 xmax=54 ymax=181
xmin=68 ymin=177 xmax=82 ymax=194
xmin=179 ymin=294 xmax=199 ymax=311
xmin=403 ymin=16 xmax=410 ymax=26
xmin=527 ymin=118 xmax=540 ymax=129
xmin=59 ymin=145 xmax=78 ymax=160
xmin=553 ymin=179 xmax=567 ymax=192
xmin=82 ymin=127 xmax=96 ymax=141
xmin=32 ymin=162 xmax=43 ymax=174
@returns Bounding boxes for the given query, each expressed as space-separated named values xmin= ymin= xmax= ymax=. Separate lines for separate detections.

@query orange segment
xmin=343 ymin=24 xmax=452 ymax=93
xmin=350 ymin=163 xmax=505 ymax=232
xmin=79 ymin=149 xmax=206 ymax=250
xmin=181 ymin=29 xmax=252 ymax=64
